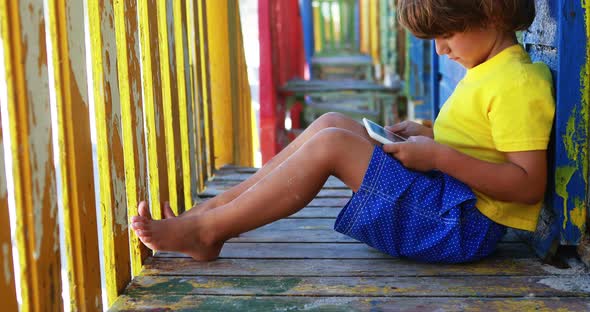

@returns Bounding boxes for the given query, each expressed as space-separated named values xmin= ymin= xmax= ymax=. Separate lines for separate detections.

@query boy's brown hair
xmin=397 ymin=0 xmax=536 ymax=39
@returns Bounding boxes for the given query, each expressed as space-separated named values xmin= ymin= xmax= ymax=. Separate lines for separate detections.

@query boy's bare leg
xmin=131 ymin=128 xmax=375 ymax=260
xmin=176 ymin=112 xmax=377 ymax=218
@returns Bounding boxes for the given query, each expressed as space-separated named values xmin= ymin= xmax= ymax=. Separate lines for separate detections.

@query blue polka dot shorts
xmin=334 ymin=146 xmax=506 ymax=263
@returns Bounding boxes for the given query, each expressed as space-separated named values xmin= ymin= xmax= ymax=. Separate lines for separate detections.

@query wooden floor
xmin=111 ymin=166 xmax=590 ymax=311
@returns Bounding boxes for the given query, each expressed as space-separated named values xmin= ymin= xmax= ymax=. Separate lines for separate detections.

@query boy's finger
xmin=382 ymin=143 xmax=401 ymax=153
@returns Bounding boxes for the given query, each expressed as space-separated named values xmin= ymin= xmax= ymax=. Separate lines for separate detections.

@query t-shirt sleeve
xmin=488 ymin=77 xmax=555 ymax=152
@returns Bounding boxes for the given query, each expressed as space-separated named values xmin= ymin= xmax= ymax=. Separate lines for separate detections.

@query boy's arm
xmin=383 ymin=137 xmax=547 ymax=205
xmin=435 ymin=145 xmax=547 ymax=205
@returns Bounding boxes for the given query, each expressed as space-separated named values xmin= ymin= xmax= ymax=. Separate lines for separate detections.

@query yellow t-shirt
xmin=433 ymin=44 xmax=555 ymax=231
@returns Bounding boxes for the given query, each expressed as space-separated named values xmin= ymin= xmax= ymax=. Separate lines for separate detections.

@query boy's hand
xmin=386 ymin=121 xmax=434 ymax=139
xmin=383 ymin=136 xmax=440 ymax=171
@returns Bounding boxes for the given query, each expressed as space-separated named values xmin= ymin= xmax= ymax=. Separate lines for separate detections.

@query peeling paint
xmin=2 ymin=243 xmax=11 ymax=285
xmin=538 ymin=276 xmax=590 ymax=293
xmin=570 ymin=198 xmax=587 ymax=230
xmin=555 ymin=166 xmax=576 ymax=229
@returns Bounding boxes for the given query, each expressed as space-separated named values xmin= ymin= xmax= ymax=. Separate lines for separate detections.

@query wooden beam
xmin=137 ymin=0 xmax=170 ymax=221
xmin=0 ymin=0 xmax=63 ymax=310
xmin=113 ymin=0 xmax=151 ymax=277
xmin=0 ymin=111 xmax=17 ymax=312
xmin=87 ymin=0 xmax=131 ymax=305
xmin=47 ymin=0 xmax=103 ymax=309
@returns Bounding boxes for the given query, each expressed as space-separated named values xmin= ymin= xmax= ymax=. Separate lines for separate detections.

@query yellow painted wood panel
xmin=114 ymin=0 xmax=151 ymax=277
xmin=156 ymin=0 xmax=182 ymax=215
xmin=0 ymin=0 xmax=63 ymax=310
xmin=87 ymin=0 xmax=132 ymax=305
xmin=137 ymin=0 xmax=170 ymax=221
xmin=359 ymin=0 xmax=370 ymax=54
xmin=184 ymin=0 xmax=205 ymax=197
xmin=47 ymin=0 xmax=102 ymax=310
xmin=313 ymin=6 xmax=323 ymax=53
xmin=369 ymin=0 xmax=380 ymax=64
xmin=232 ymin=0 xmax=254 ymax=167
xmin=206 ymin=0 xmax=234 ymax=169
xmin=173 ymin=0 xmax=196 ymax=209
xmin=197 ymin=0 xmax=216 ymax=177
xmin=0 ymin=112 xmax=17 ymax=312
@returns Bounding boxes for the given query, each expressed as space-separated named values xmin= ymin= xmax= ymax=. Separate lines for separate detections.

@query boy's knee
xmin=309 ymin=128 xmax=353 ymax=157
xmin=313 ymin=112 xmax=348 ymax=129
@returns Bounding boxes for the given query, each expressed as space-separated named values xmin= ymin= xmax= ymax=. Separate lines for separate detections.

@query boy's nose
xmin=434 ymin=39 xmax=449 ymax=55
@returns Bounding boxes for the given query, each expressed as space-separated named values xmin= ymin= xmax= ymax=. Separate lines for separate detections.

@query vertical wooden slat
xmin=197 ymin=0 xmax=216 ymax=176
xmin=185 ymin=0 xmax=206 ymax=193
xmin=229 ymin=0 xmax=254 ymax=167
xmin=154 ymin=0 xmax=182 ymax=215
xmin=0 ymin=112 xmax=17 ymax=312
xmin=207 ymin=1 xmax=235 ymax=169
xmin=47 ymin=0 xmax=102 ymax=310
xmin=173 ymin=0 xmax=196 ymax=208
xmin=137 ymin=0 xmax=169 ymax=220
xmin=113 ymin=0 xmax=151 ymax=277
xmin=184 ymin=0 xmax=204 ymax=197
xmin=87 ymin=0 xmax=131 ymax=305
xmin=0 ymin=0 xmax=63 ymax=310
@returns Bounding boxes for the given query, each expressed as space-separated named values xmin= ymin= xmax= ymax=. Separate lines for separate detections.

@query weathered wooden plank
xmin=87 ymin=0 xmax=131 ymax=304
xmin=47 ymin=0 xmax=102 ymax=309
xmin=126 ymin=275 xmax=589 ymax=297
xmin=207 ymin=174 xmax=348 ymax=190
xmin=114 ymin=0 xmax=151 ymax=277
xmin=155 ymin=0 xmax=182 ymax=215
xmin=303 ymin=197 xmax=350 ymax=207
xmin=200 ymin=186 xmax=352 ymax=197
xmin=0 ymin=0 xmax=63 ymax=310
xmin=137 ymin=0 xmax=169 ymax=220
xmin=0 ymin=108 xmax=17 ymax=312
xmin=196 ymin=0 xmax=216 ymax=177
xmin=157 ymin=242 xmax=536 ymax=259
xmin=110 ymin=296 xmax=590 ymax=312
xmin=228 ymin=219 xmax=522 ymax=243
xmin=230 ymin=219 xmax=353 ymax=243
xmin=172 ymin=0 xmax=196 ymax=209
xmin=289 ymin=207 xmax=341 ymax=218
xmin=184 ymin=0 xmax=206 ymax=193
xmin=141 ymin=257 xmax=578 ymax=277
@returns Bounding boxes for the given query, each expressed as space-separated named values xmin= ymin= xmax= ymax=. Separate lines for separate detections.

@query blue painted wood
xmin=407 ymin=35 xmax=432 ymax=120
xmin=553 ymin=0 xmax=588 ymax=245
xmin=300 ymin=0 xmax=315 ymax=74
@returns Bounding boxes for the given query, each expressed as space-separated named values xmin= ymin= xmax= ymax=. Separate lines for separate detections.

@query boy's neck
xmin=486 ymin=32 xmax=518 ymax=61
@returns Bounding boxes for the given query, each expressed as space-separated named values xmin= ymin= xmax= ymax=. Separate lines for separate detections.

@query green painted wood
xmin=141 ymin=257 xmax=578 ymax=277
xmin=110 ymin=296 xmax=590 ymax=312
xmin=156 ymin=242 xmax=537 ymax=259
xmin=125 ymin=275 xmax=589 ymax=297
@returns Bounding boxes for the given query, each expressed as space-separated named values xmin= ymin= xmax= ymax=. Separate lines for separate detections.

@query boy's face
xmin=434 ymin=28 xmax=510 ymax=69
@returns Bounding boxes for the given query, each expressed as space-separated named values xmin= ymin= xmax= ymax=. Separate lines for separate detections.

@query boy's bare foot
xmin=131 ymin=201 xmax=223 ymax=261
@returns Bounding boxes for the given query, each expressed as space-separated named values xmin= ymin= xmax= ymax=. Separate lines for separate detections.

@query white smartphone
xmin=363 ymin=118 xmax=406 ymax=144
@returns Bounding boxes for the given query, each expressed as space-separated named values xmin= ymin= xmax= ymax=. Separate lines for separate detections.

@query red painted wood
xmin=258 ymin=0 xmax=305 ymax=163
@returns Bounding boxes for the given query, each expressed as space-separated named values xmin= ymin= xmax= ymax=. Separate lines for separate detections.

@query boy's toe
xmin=138 ymin=201 xmax=152 ymax=219
xmin=163 ymin=202 xmax=176 ymax=219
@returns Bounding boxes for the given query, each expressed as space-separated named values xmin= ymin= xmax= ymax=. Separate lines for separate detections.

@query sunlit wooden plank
xmin=184 ymin=0 xmax=205 ymax=197
xmin=0 ymin=0 xmax=63 ymax=310
xmin=137 ymin=0 xmax=169 ymax=221
xmin=47 ymin=0 xmax=102 ymax=310
xmin=113 ymin=0 xmax=151 ymax=277
xmin=87 ymin=0 xmax=131 ymax=305
xmin=0 ymin=111 xmax=17 ymax=312
xmin=173 ymin=0 xmax=196 ymax=209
